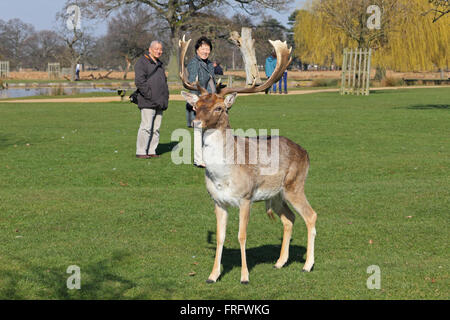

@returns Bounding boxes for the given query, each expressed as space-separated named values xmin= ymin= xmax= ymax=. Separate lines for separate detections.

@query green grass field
xmin=0 ymin=88 xmax=448 ymax=299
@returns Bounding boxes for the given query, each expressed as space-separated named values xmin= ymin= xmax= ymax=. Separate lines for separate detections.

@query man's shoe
xmin=136 ymin=154 xmax=151 ymax=159
xmin=148 ymin=154 xmax=160 ymax=158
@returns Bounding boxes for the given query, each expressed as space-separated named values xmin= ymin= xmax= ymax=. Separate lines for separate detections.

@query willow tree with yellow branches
xmin=380 ymin=0 xmax=449 ymax=71
xmin=294 ymin=0 xmax=449 ymax=72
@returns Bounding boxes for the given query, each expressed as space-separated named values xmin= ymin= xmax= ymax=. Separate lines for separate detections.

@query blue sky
xmin=0 ymin=0 xmax=305 ymax=35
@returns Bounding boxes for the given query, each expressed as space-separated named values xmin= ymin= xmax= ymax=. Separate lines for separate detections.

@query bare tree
xmin=0 ymin=18 xmax=35 ymax=70
xmin=56 ymin=9 xmax=95 ymax=81
xmin=104 ymin=7 xmax=161 ymax=79
xmin=22 ymin=30 xmax=65 ymax=70
xmin=0 ymin=19 xmax=5 ymax=60
xmin=72 ymin=0 xmax=289 ymax=79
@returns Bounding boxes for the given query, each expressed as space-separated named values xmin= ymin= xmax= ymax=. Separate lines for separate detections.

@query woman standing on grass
xmin=186 ymin=36 xmax=216 ymax=168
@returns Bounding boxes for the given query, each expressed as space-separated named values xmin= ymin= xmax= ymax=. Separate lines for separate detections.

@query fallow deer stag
xmin=179 ymin=36 xmax=317 ymax=284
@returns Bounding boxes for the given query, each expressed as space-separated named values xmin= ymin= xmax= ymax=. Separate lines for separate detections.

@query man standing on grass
xmin=135 ymin=40 xmax=169 ymax=159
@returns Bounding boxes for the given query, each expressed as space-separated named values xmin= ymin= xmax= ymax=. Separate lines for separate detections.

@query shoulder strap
xmin=144 ymin=55 xmax=162 ymax=80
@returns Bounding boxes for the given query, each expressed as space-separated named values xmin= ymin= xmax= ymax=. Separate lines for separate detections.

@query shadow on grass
xmin=1 ymin=250 xmax=142 ymax=299
xmin=405 ymin=104 xmax=449 ymax=110
xmin=0 ymin=133 xmax=27 ymax=150
xmin=206 ymin=231 xmax=306 ymax=281
xmin=368 ymin=89 xmax=410 ymax=94
xmin=156 ymin=142 xmax=178 ymax=155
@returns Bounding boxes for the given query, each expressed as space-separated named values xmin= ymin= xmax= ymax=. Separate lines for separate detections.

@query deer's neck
xmin=203 ymin=126 xmax=231 ymax=149
xmin=203 ymin=116 xmax=231 ymax=147
xmin=203 ymin=125 xmax=234 ymax=167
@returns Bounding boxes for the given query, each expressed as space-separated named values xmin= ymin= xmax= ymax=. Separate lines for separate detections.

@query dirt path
xmin=1 ymin=86 xmax=447 ymax=103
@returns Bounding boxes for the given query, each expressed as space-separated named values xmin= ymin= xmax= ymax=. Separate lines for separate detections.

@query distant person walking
xmin=134 ymin=40 xmax=169 ymax=159
xmin=186 ymin=36 xmax=216 ymax=168
xmin=265 ymin=51 xmax=288 ymax=94
xmin=75 ymin=63 xmax=81 ymax=81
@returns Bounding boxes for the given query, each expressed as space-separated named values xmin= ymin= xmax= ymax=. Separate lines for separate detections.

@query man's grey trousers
xmin=136 ymin=108 xmax=163 ymax=156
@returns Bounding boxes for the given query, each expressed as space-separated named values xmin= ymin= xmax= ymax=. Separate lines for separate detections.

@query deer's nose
xmin=193 ymin=120 xmax=203 ymax=129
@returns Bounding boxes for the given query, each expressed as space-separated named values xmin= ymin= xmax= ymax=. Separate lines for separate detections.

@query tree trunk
xmin=70 ymin=61 xmax=76 ymax=82
xmin=166 ymin=36 xmax=180 ymax=82
xmin=123 ymin=56 xmax=132 ymax=80
xmin=230 ymin=28 xmax=262 ymax=85
xmin=374 ymin=65 xmax=386 ymax=81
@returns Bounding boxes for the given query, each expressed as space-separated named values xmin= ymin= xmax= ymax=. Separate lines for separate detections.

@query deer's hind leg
xmin=266 ymin=195 xmax=296 ymax=269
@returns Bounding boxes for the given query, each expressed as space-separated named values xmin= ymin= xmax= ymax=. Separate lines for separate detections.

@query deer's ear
xmin=181 ymin=91 xmax=199 ymax=106
xmin=224 ymin=93 xmax=237 ymax=110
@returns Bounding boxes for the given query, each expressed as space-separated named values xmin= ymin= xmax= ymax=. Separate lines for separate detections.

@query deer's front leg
xmin=207 ymin=204 xmax=228 ymax=283
xmin=238 ymin=200 xmax=251 ymax=284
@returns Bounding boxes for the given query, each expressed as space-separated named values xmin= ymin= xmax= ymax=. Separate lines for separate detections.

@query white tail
xmin=179 ymin=36 xmax=317 ymax=284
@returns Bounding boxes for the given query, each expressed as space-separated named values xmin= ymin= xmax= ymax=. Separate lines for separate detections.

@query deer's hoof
xmin=273 ymin=262 xmax=286 ymax=269
xmin=240 ymin=281 xmax=249 ymax=285
xmin=206 ymin=279 xmax=216 ymax=284
xmin=302 ymin=264 xmax=315 ymax=272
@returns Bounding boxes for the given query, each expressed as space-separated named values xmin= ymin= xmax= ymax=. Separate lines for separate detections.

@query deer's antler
xmin=218 ymin=40 xmax=292 ymax=96
xmin=179 ymin=35 xmax=209 ymax=95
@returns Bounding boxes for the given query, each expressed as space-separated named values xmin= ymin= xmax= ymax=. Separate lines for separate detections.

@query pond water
xmin=0 ymin=87 xmax=119 ymax=99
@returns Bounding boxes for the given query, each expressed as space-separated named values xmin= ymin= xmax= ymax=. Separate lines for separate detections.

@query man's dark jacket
xmin=135 ymin=55 xmax=169 ymax=110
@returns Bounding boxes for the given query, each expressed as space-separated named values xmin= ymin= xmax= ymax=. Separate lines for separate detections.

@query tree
xmin=22 ymin=30 xmax=66 ymax=70
xmin=286 ymin=10 xmax=298 ymax=51
xmin=294 ymin=7 xmax=352 ymax=68
xmin=294 ymin=0 xmax=449 ymax=72
xmin=316 ymin=0 xmax=402 ymax=49
xmin=254 ymin=16 xmax=287 ymax=63
xmin=72 ymin=0 xmax=289 ymax=80
xmin=380 ymin=0 xmax=449 ymax=71
xmin=286 ymin=10 xmax=303 ymax=69
xmin=0 ymin=18 xmax=35 ymax=70
xmin=424 ymin=0 xmax=450 ymax=22
xmin=56 ymin=9 xmax=96 ymax=81
xmin=103 ymin=7 xmax=160 ymax=79
xmin=0 ymin=20 xmax=5 ymax=60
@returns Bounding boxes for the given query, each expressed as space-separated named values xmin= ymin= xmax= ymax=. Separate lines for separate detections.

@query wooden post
xmin=357 ymin=48 xmax=362 ymax=95
xmin=228 ymin=74 xmax=233 ymax=87
xmin=365 ymin=49 xmax=372 ymax=95
xmin=352 ymin=48 xmax=357 ymax=94
xmin=340 ymin=49 xmax=347 ymax=95
xmin=361 ymin=49 xmax=368 ymax=96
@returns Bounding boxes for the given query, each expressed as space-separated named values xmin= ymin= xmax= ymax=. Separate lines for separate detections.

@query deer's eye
xmin=214 ymin=107 xmax=222 ymax=112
